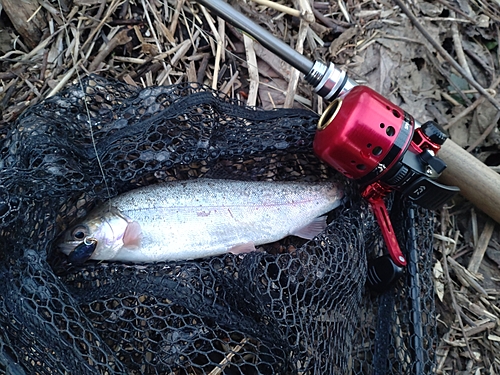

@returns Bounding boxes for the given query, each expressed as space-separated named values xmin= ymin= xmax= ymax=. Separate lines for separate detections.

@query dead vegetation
xmin=1 ymin=0 xmax=500 ymax=373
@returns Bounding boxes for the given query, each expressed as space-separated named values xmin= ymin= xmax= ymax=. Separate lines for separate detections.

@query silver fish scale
xmin=98 ymin=179 xmax=343 ymax=262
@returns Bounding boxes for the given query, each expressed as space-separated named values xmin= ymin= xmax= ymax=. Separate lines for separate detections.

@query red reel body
xmin=314 ymin=86 xmax=413 ymax=183
xmin=313 ymin=86 xmax=457 ymax=268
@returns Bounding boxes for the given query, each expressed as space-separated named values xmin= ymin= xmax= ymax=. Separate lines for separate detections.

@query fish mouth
xmin=58 ymin=241 xmax=81 ymax=255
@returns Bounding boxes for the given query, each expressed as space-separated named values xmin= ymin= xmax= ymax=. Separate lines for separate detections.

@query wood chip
xmin=467 ymin=219 xmax=496 ymax=274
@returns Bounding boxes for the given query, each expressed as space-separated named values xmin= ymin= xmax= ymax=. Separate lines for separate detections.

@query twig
xmin=118 ymin=0 xmax=129 ymax=19
xmin=447 ymin=256 xmax=488 ymax=297
xmin=284 ymin=0 xmax=312 ymax=108
xmin=23 ymin=78 xmax=41 ymax=99
xmin=467 ymin=219 xmax=495 ymax=274
xmin=436 ymin=331 xmax=451 ymax=374
xmin=200 ymin=5 xmax=222 ymax=89
xmin=14 ymin=32 xmax=57 ymax=63
xmin=81 ymin=0 xmax=121 ymax=53
xmin=297 ymin=0 xmax=315 ymax=23
xmin=392 ymin=0 xmax=500 ymax=112
xmin=220 ymin=70 xmax=240 ymax=96
xmin=442 ymin=254 xmax=476 ymax=360
xmin=443 ymin=97 xmax=484 ymax=130
xmin=451 ymin=14 xmax=472 ymax=78
xmin=187 ymin=60 xmax=197 ymax=82
xmin=471 ymin=208 xmax=478 ymax=248
xmin=140 ymin=0 xmax=165 ymax=59
xmin=448 ymin=88 xmax=498 ymax=95
xmin=338 ymin=0 xmax=351 ymax=23
xmin=170 ymin=32 xmax=200 ymax=66
xmin=197 ymin=53 xmax=210 ymax=83
xmin=432 ymin=0 xmax=476 ymax=21
xmin=311 ymin=7 xmax=346 ymax=32
xmin=466 ymin=111 xmax=500 ymax=152
xmin=437 ymin=223 xmax=476 ymax=361
xmin=267 ymin=91 xmax=276 ymax=108
xmin=454 ymin=292 xmax=499 ymax=322
xmin=208 ymin=338 xmax=249 ymax=375
xmin=464 ymin=321 xmax=496 ymax=336
xmin=441 ymin=91 xmax=462 ymax=107
xmin=169 ymin=0 xmax=184 ymax=36
xmin=251 ymin=0 xmax=301 ymax=18
xmin=218 ymin=16 xmax=226 ymax=63
xmin=88 ymin=29 xmax=132 ymax=72
xmin=243 ymin=34 xmax=259 ymax=106
xmin=444 ymin=75 xmax=500 ymax=130
xmin=424 ymin=49 xmax=472 ymax=106
xmin=94 ymin=0 xmax=107 ymax=23
xmin=423 ymin=17 xmax=471 ymax=23
xmin=46 ymin=65 xmax=77 ymax=97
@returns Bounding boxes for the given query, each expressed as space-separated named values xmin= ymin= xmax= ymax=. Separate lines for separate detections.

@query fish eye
xmin=71 ymin=225 xmax=88 ymax=240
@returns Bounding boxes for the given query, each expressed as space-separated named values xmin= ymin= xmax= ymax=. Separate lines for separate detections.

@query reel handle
xmin=365 ymin=194 xmax=407 ymax=267
xmin=438 ymin=139 xmax=500 ymax=224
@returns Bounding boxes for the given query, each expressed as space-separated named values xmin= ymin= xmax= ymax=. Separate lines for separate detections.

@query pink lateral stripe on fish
xmin=59 ymin=179 xmax=344 ymax=263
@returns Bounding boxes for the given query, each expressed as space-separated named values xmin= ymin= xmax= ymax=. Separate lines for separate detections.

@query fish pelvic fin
xmin=123 ymin=221 xmax=142 ymax=248
xmin=291 ymin=216 xmax=328 ymax=240
xmin=229 ymin=242 xmax=257 ymax=255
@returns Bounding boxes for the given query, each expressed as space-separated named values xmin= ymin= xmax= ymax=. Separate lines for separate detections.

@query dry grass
xmin=1 ymin=0 xmax=500 ymax=373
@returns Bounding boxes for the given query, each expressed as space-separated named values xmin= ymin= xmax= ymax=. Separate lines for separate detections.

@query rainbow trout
xmin=59 ymin=179 xmax=343 ymax=263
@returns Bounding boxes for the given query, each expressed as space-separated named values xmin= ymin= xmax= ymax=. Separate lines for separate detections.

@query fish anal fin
xmin=229 ymin=242 xmax=257 ymax=255
xmin=291 ymin=216 xmax=328 ymax=240
xmin=123 ymin=221 xmax=142 ymax=248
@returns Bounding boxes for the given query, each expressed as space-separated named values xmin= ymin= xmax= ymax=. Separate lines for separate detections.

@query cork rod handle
xmin=438 ymin=139 xmax=500 ymax=224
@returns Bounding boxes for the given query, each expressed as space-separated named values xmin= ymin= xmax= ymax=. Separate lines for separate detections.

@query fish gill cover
xmin=0 ymin=76 xmax=436 ymax=374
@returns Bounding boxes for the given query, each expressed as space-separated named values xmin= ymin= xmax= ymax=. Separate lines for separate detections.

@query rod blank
xmin=196 ymin=0 xmax=314 ymax=75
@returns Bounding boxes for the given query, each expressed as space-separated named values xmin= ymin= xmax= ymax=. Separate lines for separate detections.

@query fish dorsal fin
xmin=291 ymin=216 xmax=328 ymax=240
xmin=123 ymin=221 xmax=142 ymax=248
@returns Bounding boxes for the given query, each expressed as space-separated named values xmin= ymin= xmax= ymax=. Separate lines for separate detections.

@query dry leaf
xmin=329 ymin=26 xmax=359 ymax=57
xmin=487 ymin=334 xmax=500 ymax=342
xmin=417 ymin=2 xmax=443 ymax=17
xmin=433 ymin=260 xmax=445 ymax=302
xmin=448 ymin=120 xmax=470 ymax=147
xmin=142 ymin=43 xmax=160 ymax=56
xmin=476 ymin=15 xmax=490 ymax=28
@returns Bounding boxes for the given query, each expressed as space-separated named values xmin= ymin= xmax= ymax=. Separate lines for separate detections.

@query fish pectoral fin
xmin=123 ymin=221 xmax=142 ymax=248
xmin=291 ymin=216 xmax=328 ymax=240
xmin=229 ymin=242 xmax=257 ymax=255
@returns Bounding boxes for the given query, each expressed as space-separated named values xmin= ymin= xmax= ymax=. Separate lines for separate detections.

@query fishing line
xmin=75 ymin=68 xmax=113 ymax=207
xmin=55 ymin=0 xmax=112 ymax=209
xmin=48 ymin=0 xmax=312 ymax=211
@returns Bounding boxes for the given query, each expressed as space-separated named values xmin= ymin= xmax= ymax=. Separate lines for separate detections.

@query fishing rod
xmin=195 ymin=0 xmax=500 ymax=285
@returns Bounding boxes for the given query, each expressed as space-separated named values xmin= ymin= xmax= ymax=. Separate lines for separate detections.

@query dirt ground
xmin=1 ymin=0 xmax=500 ymax=373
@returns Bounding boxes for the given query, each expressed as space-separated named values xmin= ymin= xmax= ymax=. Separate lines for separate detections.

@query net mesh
xmin=0 ymin=76 xmax=436 ymax=374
